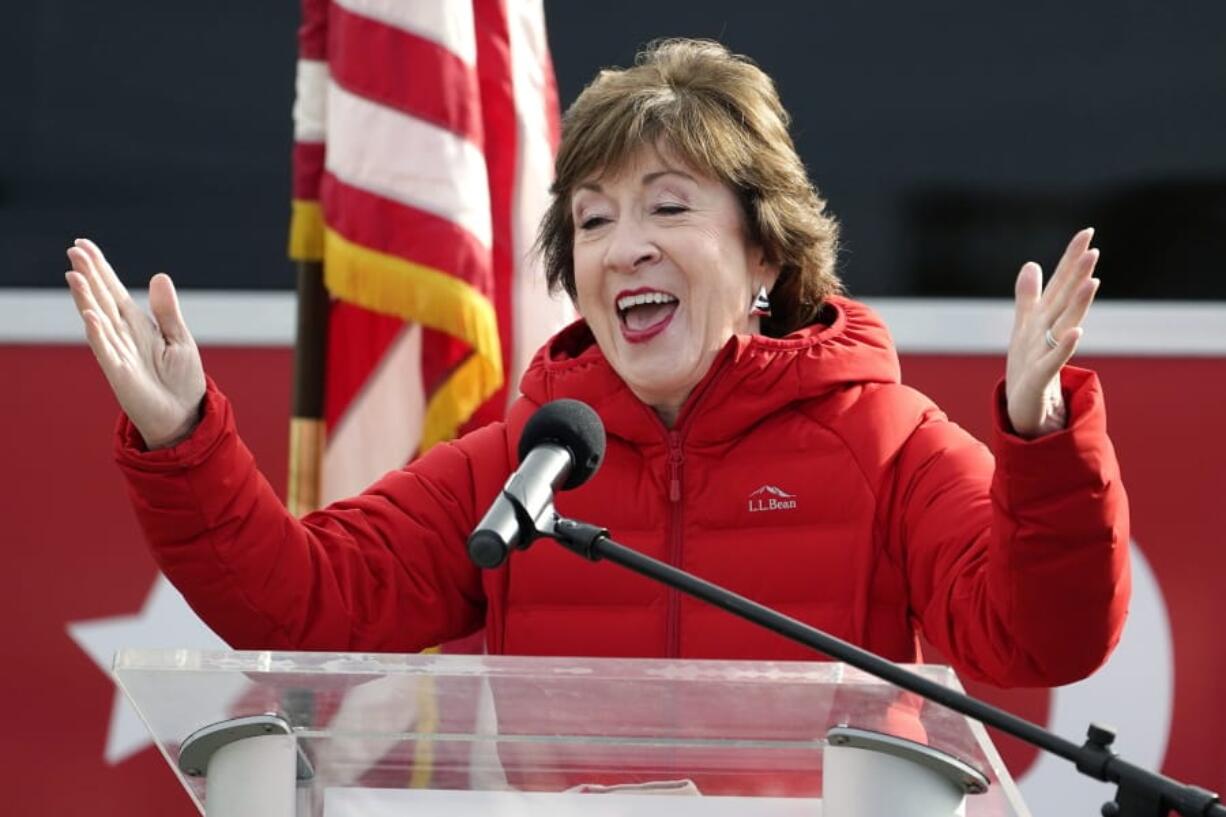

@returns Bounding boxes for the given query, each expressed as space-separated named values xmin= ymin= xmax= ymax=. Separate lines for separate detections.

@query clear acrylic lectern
xmin=112 ymin=649 xmax=1029 ymax=817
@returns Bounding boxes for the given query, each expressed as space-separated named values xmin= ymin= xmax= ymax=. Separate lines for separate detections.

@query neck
xmin=652 ymin=401 xmax=682 ymax=428
xmin=639 ymin=328 xmax=755 ymax=429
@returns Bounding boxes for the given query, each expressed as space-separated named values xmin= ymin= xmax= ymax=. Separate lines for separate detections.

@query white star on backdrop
xmin=67 ymin=575 xmax=240 ymax=765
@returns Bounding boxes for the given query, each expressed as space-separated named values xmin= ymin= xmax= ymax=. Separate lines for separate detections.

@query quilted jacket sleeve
xmin=114 ymin=378 xmax=497 ymax=652
xmin=890 ymin=366 xmax=1131 ymax=687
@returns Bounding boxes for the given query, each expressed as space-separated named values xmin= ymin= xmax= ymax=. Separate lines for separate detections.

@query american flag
xmin=288 ymin=0 xmax=570 ymax=509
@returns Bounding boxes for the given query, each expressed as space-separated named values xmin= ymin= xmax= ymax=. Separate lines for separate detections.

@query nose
xmin=602 ymin=216 xmax=660 ymax=274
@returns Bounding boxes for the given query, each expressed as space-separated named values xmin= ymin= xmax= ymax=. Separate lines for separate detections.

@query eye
xmin=654 ymin=204 xmax=688 ymax=216
xmin=578 ymin=215 xmax=610 ymax=231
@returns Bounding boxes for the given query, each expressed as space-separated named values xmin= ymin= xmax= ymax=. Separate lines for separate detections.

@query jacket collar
xmin=517 ymin=296 xmax=901 ymax=447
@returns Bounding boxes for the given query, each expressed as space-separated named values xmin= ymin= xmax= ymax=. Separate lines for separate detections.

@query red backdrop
xmin=3 ymin=342 xmax=1223 ymax=814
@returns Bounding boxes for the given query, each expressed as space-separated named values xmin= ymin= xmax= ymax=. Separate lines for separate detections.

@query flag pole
xmin=287 ymin=259 xmax=328 ymax=517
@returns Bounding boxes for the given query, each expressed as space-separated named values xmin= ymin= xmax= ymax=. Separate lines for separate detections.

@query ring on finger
xmin=1044 ymin=328 xmax=1060 ymax=350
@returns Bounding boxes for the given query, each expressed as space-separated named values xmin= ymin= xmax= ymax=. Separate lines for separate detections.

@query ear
xmin=753 ymin=247 xmax=782 ymax=292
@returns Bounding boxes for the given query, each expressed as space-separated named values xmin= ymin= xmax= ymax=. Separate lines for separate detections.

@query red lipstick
xmin=615 ymin=287 xmax=678 ymax=344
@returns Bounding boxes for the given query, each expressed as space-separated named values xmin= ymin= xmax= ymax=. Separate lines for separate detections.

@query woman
xmin=65 ymin=39 xmax=1127 ymax=688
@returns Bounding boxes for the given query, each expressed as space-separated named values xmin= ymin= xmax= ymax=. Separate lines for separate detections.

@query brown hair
xmin=536 ymin=38 xmax=842 ymax=336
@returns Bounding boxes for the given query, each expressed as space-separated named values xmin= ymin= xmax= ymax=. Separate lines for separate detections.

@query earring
xmin=749 ymin=284 xmax=771 ymax=318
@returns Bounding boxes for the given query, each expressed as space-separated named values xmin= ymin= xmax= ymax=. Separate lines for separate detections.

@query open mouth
xmin=616 ymin=290 xmax=679 ymax=342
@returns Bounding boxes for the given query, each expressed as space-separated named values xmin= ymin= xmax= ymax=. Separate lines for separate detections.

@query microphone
xmin=467 ymin=399 xmax=606 ymax=569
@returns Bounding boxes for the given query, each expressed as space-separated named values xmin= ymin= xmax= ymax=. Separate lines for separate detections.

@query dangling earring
xmin=749 ymin=284 xmax=771 ymax=318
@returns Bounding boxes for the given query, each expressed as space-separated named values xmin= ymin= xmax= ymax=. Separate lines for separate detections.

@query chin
xmin=618 ymin=355 xmax=702 ymax=407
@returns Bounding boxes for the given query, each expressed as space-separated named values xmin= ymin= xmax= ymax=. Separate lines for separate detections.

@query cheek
xmin=687 ymin=283 xmax=742 ymax=344
xmin=571 ymin=254 xmax=600 ymax=316
xmin=705 ymin=264 xmax=752 ymax=325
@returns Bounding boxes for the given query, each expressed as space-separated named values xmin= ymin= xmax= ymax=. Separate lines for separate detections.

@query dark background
xmin=3 ymin=1 xmax=1224 ymax=298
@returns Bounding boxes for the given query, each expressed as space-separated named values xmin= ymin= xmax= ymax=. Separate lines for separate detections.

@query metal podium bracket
xmin=179 ymin=713 xmax=314 ymax=782
xmin=826 ymin=725 xmax=989 ymax=795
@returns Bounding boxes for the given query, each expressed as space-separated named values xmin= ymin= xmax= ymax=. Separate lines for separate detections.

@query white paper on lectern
xmin=324 ymin=788 xmax=822 ymax=816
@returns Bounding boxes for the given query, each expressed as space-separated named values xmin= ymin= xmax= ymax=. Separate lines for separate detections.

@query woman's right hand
xmin=65 ymin=238 xmax=207 ymax=450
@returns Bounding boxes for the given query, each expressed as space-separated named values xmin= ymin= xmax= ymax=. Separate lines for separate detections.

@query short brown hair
xmin=537 ymin=38 xmax=841 ymax=336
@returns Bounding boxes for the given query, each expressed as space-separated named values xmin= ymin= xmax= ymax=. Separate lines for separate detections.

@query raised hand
xmin=65 ymin=239 xmax=207 ymax=449
xmin=1005 ymin=228 xmax=1101 ymax=438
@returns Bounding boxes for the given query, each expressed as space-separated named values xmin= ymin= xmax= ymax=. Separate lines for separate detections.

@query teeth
xmin=616 ymin=292 xmax=678 ymax=311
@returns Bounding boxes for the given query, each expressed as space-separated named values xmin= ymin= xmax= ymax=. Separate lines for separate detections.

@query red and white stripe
xmin=506 ymin=0 xmax=565 ymax=400
xmin=288 ymin=0 xmax=570 ymax=503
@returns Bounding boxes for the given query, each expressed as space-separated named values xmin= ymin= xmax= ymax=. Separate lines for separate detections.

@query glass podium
xmin=113 ymin=649 xmax=1030 ymax=817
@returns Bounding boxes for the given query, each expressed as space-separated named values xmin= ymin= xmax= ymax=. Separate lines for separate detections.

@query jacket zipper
xmin=652 ymin=345 xmax=735 ymax=659
xmin=665 ymin=429 xmax=684 ymax=657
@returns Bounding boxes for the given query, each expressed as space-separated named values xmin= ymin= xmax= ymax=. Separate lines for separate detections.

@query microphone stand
xmin=529 ymin=513 xmax=1223 ymax=817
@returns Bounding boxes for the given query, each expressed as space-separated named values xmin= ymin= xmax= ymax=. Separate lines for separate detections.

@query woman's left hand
xmin=1005 ymin=227 xmax=1101 ymax=438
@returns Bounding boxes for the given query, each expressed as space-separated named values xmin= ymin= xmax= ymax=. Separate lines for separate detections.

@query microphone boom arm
xmin=543 ymin=514 xmax=1224 ymax=817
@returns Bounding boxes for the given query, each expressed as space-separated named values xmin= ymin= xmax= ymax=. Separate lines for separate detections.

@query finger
xmin=74 ymin=238 xmax=139 ymax=320
xmin=1040 ymin=325 xmax=1084 ymax=375
xmin=1051 ymin=276 xmax=1101 ymax=338
xmin=1041 ymin=228 xmax=1095 ymax=308
xmin=69 ymin=245 xmax=146 ymax=359
xmin=81 ymin=309 xmax=126 ymax=372
xmin=66 ymin=269 xmax=129 ymax=355
xmin=66 ymin=246 xmax=101 ymax=301
xmin=69 ymin=273 xmax=120 ymax=366
xmin=65 ymin=270 xmax=102 ymax=319
xmin=1041 ymin=247 xmax=1099 ymax=325
xmin=74 ymin=239 xmax=150 ymax=348
xmin=67 ymin=245 xmax=125 ymax=334
xmin=148 ymin=273 xmax=192 ymax=344
xmin=1057 ymin=227 xmax=1095 ymax=273
xmin=88 ymin=295 xmax=132 ymax=360
xmin=1012 ymin=262 xmax=1042 ymax=333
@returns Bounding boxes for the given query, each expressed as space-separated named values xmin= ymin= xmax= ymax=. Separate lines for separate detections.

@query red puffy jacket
xmin=117 ymin=297 xmax=1129 ymax=687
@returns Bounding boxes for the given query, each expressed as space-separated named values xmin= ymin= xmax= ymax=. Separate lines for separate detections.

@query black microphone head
xmin=518 ymin=399 xmax=605 ymax=490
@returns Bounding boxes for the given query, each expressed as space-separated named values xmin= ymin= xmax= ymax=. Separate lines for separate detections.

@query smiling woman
xmin=67 ymin=38 xmax=1128 ymax=692
xmin=538 ymin=39 xmax=841 ymax=339
xmin=568 ymin=149 xmax=776 ymax=424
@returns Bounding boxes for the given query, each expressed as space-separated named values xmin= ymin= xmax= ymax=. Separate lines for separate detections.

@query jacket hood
xmin=517 ymin=296 xmax=901 ymax=446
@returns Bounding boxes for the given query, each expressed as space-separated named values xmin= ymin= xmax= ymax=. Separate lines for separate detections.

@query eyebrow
xmin=575 ymin=169 xmax=697 ymax=194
